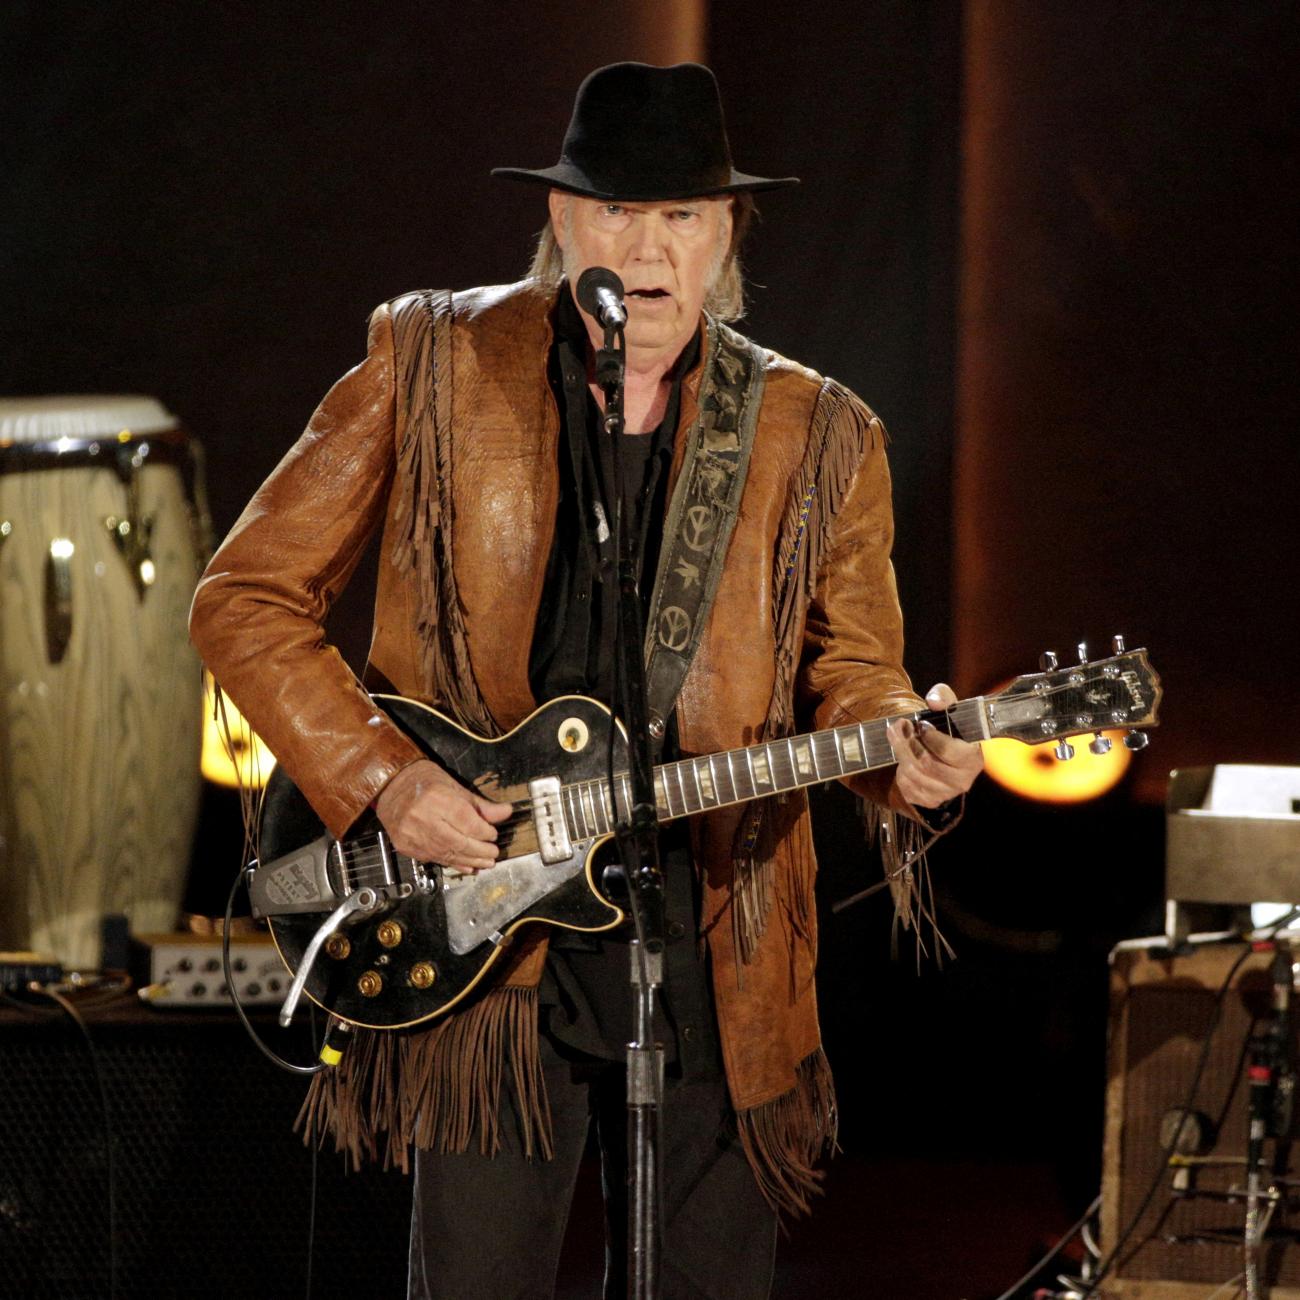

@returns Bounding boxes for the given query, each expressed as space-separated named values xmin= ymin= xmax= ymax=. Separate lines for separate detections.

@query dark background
xmin=4 ymin=1 xmax=1297 ymax=1293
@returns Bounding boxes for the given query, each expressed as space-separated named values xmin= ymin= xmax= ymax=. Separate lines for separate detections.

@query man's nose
xmin=630 ymin=214 xmax=671 ymax=260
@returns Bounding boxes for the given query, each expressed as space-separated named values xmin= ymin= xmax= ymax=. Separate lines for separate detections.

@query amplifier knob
xmin=357 ymin=971 xmax=384 ymax=998
xmin=409 ymin=962 xmax=437 ymax=989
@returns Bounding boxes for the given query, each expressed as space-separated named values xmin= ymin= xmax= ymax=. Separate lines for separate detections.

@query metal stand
xmin=591 ymin=308 xmax=667 ymax=1300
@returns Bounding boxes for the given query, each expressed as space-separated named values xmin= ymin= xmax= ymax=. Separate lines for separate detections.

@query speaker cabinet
xmin=1102 ymin=945 xmax=1300 ymax=1299
xmin=0 ymin=1002 xmax=409 ymax=1300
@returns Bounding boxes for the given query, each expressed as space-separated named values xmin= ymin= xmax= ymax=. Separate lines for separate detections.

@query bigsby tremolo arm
xmin=276 ymin=887 xmax=382 ymax=1028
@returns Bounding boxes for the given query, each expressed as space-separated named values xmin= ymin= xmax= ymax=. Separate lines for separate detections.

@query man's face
xmin=549 ymin=191 xmax=733 ymax=361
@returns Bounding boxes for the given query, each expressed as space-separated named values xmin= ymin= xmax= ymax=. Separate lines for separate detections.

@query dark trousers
xmin=407 ymin=1035 xmax=777 ymax=1299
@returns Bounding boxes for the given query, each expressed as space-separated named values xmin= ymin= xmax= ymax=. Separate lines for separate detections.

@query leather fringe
xmin=297 ymin=292 xmax=540 ymax=1174
xmin=388 ymin=291 xmax=495 ymax=735
xmin=862 ymin=803 xmax=955 ymax=966
xmin=296 ymin=986 xmax=553 ymax=1171
xmin=731 ymin=382 xmax=879 ymax=962
xmin=736 ymin=1047 xmax=839 ymax=1218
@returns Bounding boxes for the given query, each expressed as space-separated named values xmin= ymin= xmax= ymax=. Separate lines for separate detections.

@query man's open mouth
xmin=628 ymin=288 xmax=670 ymax=299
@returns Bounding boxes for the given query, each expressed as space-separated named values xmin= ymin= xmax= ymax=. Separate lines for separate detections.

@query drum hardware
xmin=104 ymin=442 xmax=158 ymax=596
xmin=104 ymin=514 xmax=156 ymax=594
xmin=45 ymin=537 xmax=75 ymax=663
xmin=0 ymin=519 xmax=11 ymax=549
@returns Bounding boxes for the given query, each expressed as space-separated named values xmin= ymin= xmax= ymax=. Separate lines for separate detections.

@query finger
xmin=916 ymin=722 xmax=981 ymax=767
xmin=443 ymin=799 xmax=501 ymax=842
xmin=925 ymin=682 xmax=958 ymax=709
xmin=476 ymin=796 xmax=514 ymax=823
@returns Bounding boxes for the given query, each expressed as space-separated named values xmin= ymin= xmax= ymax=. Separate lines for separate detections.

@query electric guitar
xmin=250 ymin=642 xmax=1161 ymax=1029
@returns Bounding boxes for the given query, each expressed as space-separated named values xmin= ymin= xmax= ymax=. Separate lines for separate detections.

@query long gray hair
xmin=526 ymin=192 xmax=755 ymax=322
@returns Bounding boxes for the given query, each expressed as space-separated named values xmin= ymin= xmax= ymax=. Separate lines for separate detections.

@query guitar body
xmin=259 ymin=695 xmax=625 ymax=1029
xmin=251 ymin=646 xmax=1161 ymax=1032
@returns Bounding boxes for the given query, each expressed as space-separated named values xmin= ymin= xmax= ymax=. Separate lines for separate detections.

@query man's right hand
xmin=374 ymin=759 xmax=512 ymax=872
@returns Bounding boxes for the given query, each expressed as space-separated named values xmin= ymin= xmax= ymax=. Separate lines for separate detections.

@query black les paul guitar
xmin=250 ymin=645 xmax=1161 ymax=1030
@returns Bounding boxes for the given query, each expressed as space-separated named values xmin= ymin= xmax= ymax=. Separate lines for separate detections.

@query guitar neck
xmin=562 ymin=698 xmax=990 ymax=839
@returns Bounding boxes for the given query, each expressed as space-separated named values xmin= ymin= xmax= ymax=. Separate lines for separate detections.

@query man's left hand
xmin=886 ymin=683 xmax=984 ymax=809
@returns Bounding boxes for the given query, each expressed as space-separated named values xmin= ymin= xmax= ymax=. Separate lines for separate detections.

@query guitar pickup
xmin=528 ymin=777 xmax=573 ymax=864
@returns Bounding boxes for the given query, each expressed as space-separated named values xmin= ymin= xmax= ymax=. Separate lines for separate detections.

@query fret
xmin=836 ymin=725 xmax=864 ymax=769
xmin=678 ymin=760 xmax=702 ymax=813
xmin=580 ymin=783 xmax=601 ymax=835
xmin=713 ymin=752 xmax=735 ymax=805
xmin=565 ymin=785 xmax=586 ymax=839
xmin=813 ymin=733 xmax=842 ymax=779
xmin=655 ymin=764 xmax=676 ymax=816
xmin=727 ymin=749 xmax=751 ymax=802
xmin=767 ymin=738 xmax=791 ymax=791
xmin=695 ymin=757 xmax=717 ymax=807
xmin=671 ymin=763 xmax=689 ymax=815
xmin=593 ymin=780 xmax=613 ymax=833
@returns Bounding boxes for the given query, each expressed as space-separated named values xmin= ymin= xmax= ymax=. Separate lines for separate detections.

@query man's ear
xmin=547 ymin=190 xmax=569 ymax=248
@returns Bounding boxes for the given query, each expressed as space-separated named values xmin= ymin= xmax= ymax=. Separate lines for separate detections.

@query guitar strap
xmin=641 ymin=319 xmax=766 ymax=728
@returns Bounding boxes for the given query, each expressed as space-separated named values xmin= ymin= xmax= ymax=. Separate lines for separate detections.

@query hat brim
xmin=490 ymin=163 xmax=799 ymax=200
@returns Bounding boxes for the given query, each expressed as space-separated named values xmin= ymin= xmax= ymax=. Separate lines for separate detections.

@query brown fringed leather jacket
xmin=190 ymin=281 xmax=928 ymax=1214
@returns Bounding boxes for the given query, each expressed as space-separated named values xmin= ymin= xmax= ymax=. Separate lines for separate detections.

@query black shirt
xmin=528 ymin=286 xmax=719 ymax=1079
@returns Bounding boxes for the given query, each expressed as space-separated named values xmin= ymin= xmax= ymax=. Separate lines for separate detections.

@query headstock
xmin=984 ymin=636 xmax=1162 ymax=757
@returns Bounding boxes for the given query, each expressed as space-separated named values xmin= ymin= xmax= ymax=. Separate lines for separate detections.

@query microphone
xmin=575 ymin=267 xmax=627 ymax=330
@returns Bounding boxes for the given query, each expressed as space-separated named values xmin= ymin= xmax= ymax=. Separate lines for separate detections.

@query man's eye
xmin=602 ymin=205 xmax=624 ymax=216
xmin=672 ymin=209 xmax=700 ymax=222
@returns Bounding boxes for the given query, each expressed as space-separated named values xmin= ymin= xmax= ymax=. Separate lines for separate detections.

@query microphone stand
xmin=594 ymin=314 xmax=666 ymax=1300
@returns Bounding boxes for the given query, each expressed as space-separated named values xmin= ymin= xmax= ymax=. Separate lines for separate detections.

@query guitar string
xmin=330 ymin=686 xmax=1138 ymax=882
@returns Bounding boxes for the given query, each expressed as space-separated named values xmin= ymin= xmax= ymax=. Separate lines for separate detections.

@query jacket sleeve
xmin=189 ymin=302 xmax=423 ymax=837
xmin=796 ymin=398 xmax=927 ymax=815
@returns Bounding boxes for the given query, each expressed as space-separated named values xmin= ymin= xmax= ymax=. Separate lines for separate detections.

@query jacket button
xmin=681 ymin=1025 xmax=695 ymax=1042
xmin=668 ymin=920 xmax=685 ymax=940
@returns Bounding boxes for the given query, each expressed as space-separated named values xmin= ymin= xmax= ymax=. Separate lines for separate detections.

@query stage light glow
xmin=200 ymin=672 xmax=276 ymax=789
xmin=982 ymin=727 xmax=1131 ymax=803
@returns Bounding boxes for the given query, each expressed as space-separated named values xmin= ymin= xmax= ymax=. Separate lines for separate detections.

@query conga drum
xmin=0 ymin=395 xmax=210 ymax=968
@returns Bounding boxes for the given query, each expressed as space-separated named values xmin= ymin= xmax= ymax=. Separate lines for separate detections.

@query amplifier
xmin=1101 ymin=944 xmax=1300 ymax=1298
xmin=130 ymin=932 xmax=285 ymax=1008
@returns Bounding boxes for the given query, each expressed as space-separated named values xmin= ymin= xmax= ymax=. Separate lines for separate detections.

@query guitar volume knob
xmin=409 ymin=962 xmax=437 ymax=989
xmin=377 ymin=920 xmax=404 ymax=948
xmin=357 ymin=970 xmax=384 ymax=998
xmin=325 ymin=934 xmax=351 ymax=961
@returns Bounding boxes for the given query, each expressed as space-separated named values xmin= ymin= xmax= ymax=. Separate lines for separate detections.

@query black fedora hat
xmin=492 ymin=62 xmax=798 ymax=201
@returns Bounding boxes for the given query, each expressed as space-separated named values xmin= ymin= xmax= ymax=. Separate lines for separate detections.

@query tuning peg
xmin=1077 ymin=641 xmax=1088 ymax=664
xmin=1123 ymin=730 xmax=1149 ymax=751
xmin=1040 ymin=650 xmax=1059 ymax=672
xmin=1111 ymin=633 xmax=1126 ymax=654
xmin=1054 ymin=739 xmax=1076 ymax=761
xmin=1089 ymin=733 xmax=1113 ymax=755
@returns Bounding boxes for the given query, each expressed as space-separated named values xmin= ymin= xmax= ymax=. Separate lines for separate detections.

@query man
xmin=191 ymin=62 xmax=982 ymax=1300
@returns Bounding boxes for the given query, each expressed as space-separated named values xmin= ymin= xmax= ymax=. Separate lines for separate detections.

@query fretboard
xmin=558 ymin=698 xmax=988 ymax=841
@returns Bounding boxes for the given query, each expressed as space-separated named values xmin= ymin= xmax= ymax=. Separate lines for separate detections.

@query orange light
xmin=983 ymin=729 xmax=1131 ymax=803
xmin=200 ymin=671 xmax=276 ymax=790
